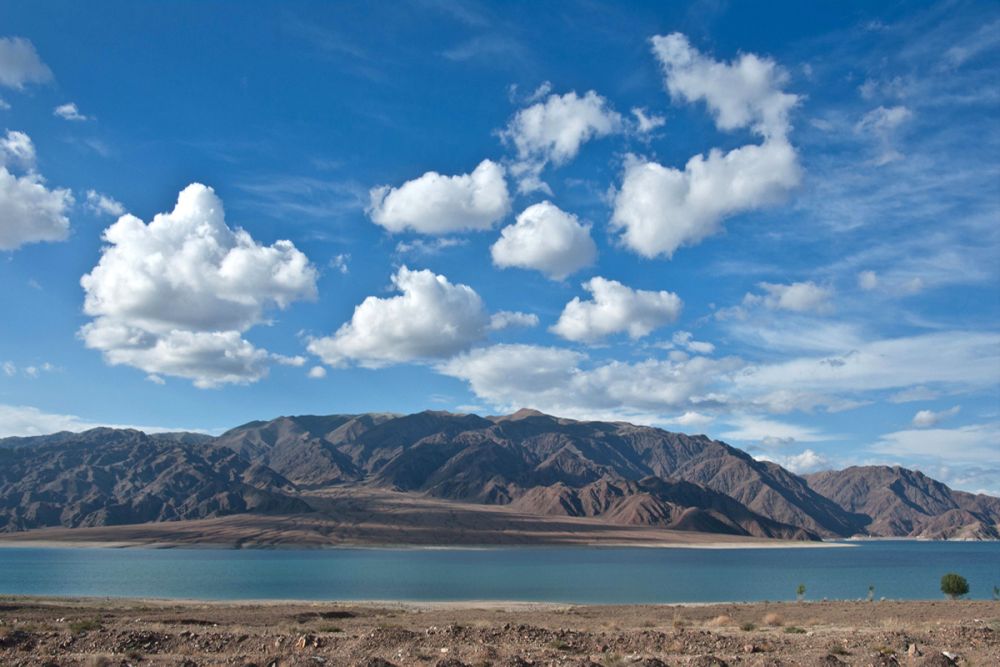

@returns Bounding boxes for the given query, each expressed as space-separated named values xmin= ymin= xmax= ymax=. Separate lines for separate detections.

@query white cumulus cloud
xmin=85 ymin=190 xmax=126 ymax=217
xmin=0 ymin=130 xmax=73 ymax=250
xmin=912 ymin=405 xmax=961 ymax=428
xmin=551 ymin=277 xmax=683 ymax=343
xmin=439 ymin=343 xmax=741 ymax=422
xmin=631 ymin=107 xmax=666 ymax=134
xmin=490 ymin=201 xmax=596 ymax=280
xmin=54 ymin=102 xmax=90 ymax=121
xmin=308 ymin=266 xmax=489 ymax=368
xmin=758 ymin=449 xmax=832 ymax=474
xmin=611 ymin=142 xmax=799 ymax=259
xmin=0 ymin=37 xmax=52 ymax=90
xmin=611 ymin=34 xmax=801 ymax=259
xmin=650 ymin=32 xmax=798 ymax=138
xmin=671 ymin=330 xmax=716 ymax=355
xmin=488 ymin=310 xmax=539 ymax=330
xmin=502 ymin=90 xmax=622 ymax=193
xmin=367 ymin=159 xmax=510 ymax=234
xmin=752 ymin=281 xmax=833 ymax=313
xmin=79 ymin=183 xmax=317 ymax=387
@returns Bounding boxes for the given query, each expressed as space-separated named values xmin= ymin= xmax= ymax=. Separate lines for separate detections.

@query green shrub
xmin=940 ymin=573 xmax=970 ymax=599
xmin=740 ymin=622 xmax=756 ymax=631
xmin=784 ymin=626 xmax=806 ymax=634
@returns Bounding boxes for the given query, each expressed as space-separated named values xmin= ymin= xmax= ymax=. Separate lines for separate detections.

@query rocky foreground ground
xmin=0 ymin=597 xmax=997 ymax=666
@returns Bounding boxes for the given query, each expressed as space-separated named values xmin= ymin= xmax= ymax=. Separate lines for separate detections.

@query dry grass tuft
xmin=763 ymin=612 xmax=784 ymax=627
xmin=706 ymin=614 xmax=732 ymax=627
xmin=879 ymin=616 xmax=904 ymax=630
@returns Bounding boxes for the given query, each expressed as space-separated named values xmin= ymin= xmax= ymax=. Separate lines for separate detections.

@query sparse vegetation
xmin=6 ymin=598 xmax=1000 ymax=665
xmin=867 ymin=584 xmax=875 ymax=602
xmin=796 ymin=583 xmax=807 ymax=602
xmin=763 ymin=612 xmax=783 ymax=626
xmin=706 ymin=614 xmax=732 ymax=627
xmin=940 ymin=573 xmax=970 ymax=599
xmin=317 ymin=625 xmax=343 ymax=633
xmin=68 ymin=619 xmax=103 ymax=635
xmin=602 ymin=654 xmax=626 ymax=667
xmin=992 ymin=585 xmax=999 ymax=601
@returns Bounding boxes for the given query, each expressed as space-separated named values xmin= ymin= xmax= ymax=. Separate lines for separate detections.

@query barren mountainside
xmin=215 ymin=409 xmax=862 ymax=537
xmin=0 ymin=428 xmax=310 ymax=531
xmin=510 ymin=476 xmax=818 ymax=540
xmin=805 ymin=465 xmax=1000 ymax=539
xmin=0 ymin=410 xmax=995 ymax=541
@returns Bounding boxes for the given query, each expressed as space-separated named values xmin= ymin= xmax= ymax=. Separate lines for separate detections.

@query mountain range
xmin=1 ymin=409 xmax=996 ymax=542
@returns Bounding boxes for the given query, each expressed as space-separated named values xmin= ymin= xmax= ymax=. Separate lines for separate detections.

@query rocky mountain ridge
xmin=805 ymin=465 xmax=1000 ymax=539
xmin=0 ymin=428 xmax=309 ymax=531
xmin=1 ymin=410 xmax=996 ymax=541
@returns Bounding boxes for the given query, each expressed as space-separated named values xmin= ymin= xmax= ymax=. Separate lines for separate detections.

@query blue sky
xmin=1 ymin=1 xmax=998 ymax=493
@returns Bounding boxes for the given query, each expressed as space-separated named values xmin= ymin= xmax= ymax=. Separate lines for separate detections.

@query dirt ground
xmin=0 ymin=596 xmax=996 ymax=666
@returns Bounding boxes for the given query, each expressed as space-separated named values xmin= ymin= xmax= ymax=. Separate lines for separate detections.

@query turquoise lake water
xmin=0 ymin=541 xmax=997 ymax=603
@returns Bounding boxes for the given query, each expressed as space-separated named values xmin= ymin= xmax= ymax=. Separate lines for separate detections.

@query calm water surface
xmin=0 ymin=541 xmax=997 ymax=603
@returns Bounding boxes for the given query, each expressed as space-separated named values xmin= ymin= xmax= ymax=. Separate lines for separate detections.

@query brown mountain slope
xmin=0 ymin=428 xmax=311 ymax=532
xmin=510 ymin=476 xmax=819 ymax=540
xmin=805 ymin=465 xmax=1000 ymax=539
xmin=216 ymin=410 xmax=864 ymax=537
xmin=5 ymin=412 xmax=994 ymax=542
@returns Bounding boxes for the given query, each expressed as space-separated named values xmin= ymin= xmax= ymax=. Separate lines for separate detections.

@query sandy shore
xmin=0 ymin=596 xmax=995 ymax=666
xmin=0 ymin=535 xmax=852 ymax=550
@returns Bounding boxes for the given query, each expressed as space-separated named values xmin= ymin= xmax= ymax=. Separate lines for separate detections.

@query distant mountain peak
xmin=496 ymin=408 xmax=550 ymax=421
